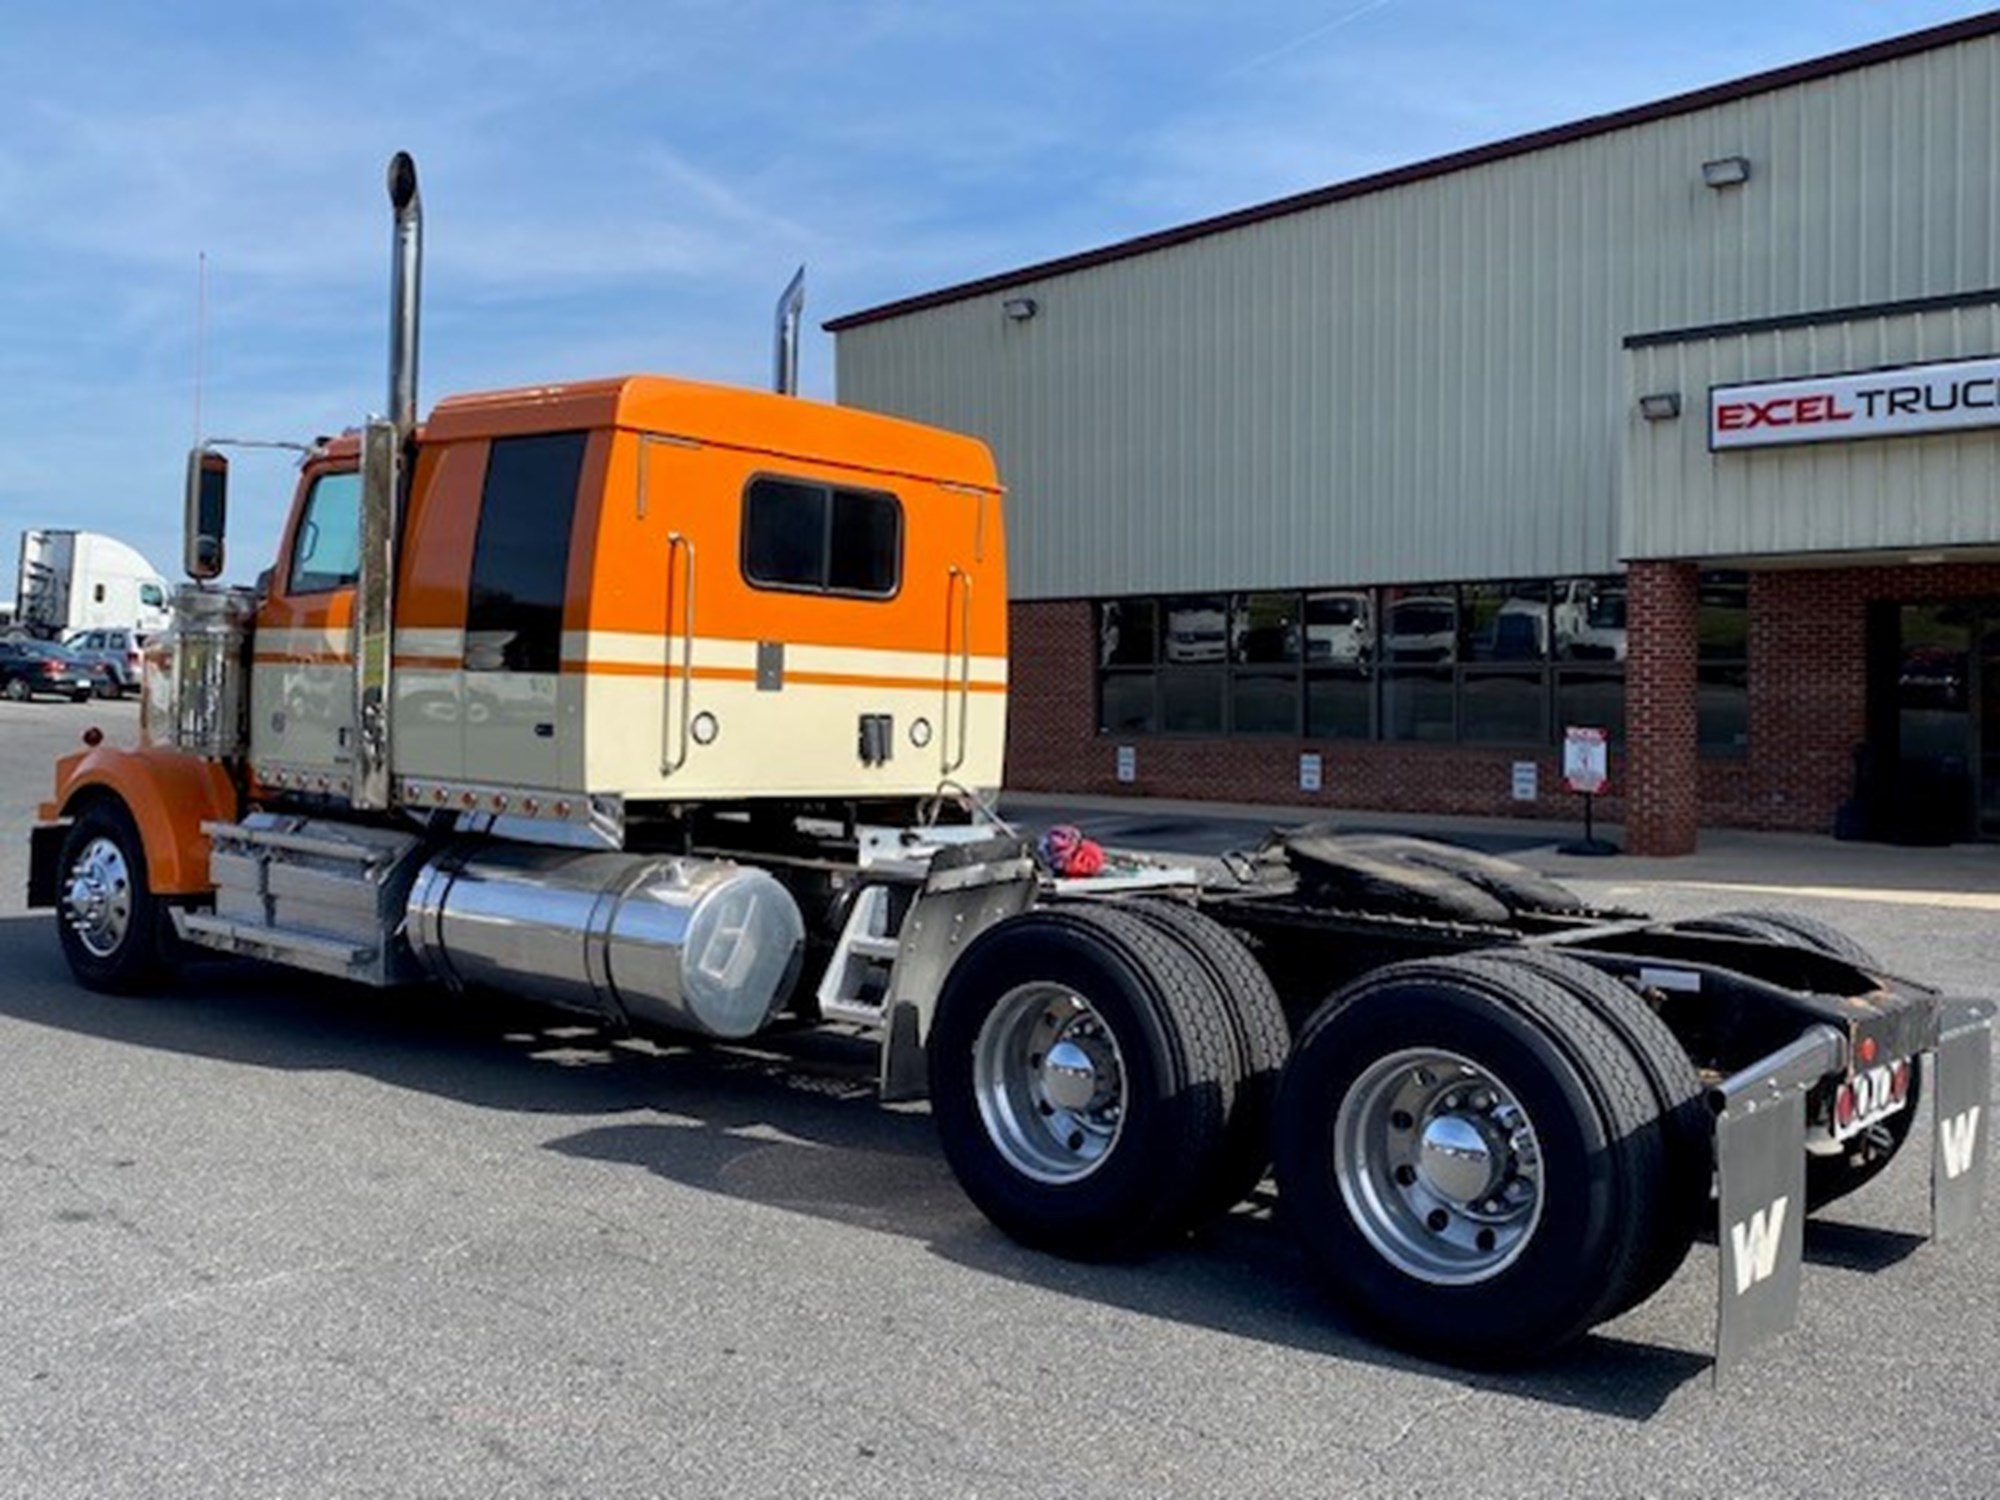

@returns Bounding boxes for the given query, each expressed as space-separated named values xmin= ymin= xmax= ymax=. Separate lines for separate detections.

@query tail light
xmin=40 ymin=660 xmax=63 ymax=677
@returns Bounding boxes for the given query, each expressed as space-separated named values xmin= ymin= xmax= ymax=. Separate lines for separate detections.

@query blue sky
xmin=0 ymin=1 xmax=1985 ymax=590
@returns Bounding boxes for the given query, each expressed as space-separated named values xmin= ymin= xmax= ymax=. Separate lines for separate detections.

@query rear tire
xmin=3 ymin=678 xmax=29 ymax=701
xmin=55 ymin=800 xmax=172 ymax=994
xmin=1274 ymin=956 xmax=1669 ymax=1363
xmin=1121 ymin=899 xmax=1290 ymax=1215
xmin=928 ymin=906 xmax=1235 ymax=1258
xmin=1682 ymin=908 xmax=1877 ymax=969
xmin=1456 ymin=948 xmax=1706 ymax=1312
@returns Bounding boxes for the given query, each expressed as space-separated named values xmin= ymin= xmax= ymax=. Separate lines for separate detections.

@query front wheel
xmin=56 ymin=800 xmax=172 ymax=994
xmin=2 ymin=678 xmax=28 ymax=702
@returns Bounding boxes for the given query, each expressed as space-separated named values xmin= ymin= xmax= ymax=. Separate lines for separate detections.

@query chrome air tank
xmin=406 ymin=846 xmax=804 ymax=1039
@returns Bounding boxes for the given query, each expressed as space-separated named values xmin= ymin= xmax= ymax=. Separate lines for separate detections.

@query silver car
xmin=62 ymin=627 xmax=153 ymax=697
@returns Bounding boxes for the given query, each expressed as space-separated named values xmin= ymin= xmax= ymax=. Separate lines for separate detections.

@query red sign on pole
xmin=1563 ymin=726 xmax=1609 ymax=796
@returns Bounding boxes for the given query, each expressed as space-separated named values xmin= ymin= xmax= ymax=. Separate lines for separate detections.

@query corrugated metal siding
xmin=835 ymin=36 xmax=2000 ymax=599
xmin=1625 ymin=302 xmax=2000 ymax=558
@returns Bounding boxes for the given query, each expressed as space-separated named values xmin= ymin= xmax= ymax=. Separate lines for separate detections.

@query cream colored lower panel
xmin=392 ymin=666 xmax=461 ymax=781
xmin=582 ymin=673 xmax=1006 ymax=799
xmin=249 ymin=661 xmax=354 ymax=775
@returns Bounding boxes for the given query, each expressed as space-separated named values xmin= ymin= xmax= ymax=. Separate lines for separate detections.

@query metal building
xmin=829 ymin=14 xmax=2000 ymax=853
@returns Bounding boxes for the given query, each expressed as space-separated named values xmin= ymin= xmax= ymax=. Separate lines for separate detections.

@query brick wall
xmin=1005 ymin=559 xmax=2000 ymax=846
xmin=1710 ymin=559 xmax=2000 ymax=832
xmin=1624 ymin=561 xmax=1700 ymax=855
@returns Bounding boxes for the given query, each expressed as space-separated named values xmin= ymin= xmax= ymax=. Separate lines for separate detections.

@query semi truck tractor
xmin=13 ymin=529 xmax=174 ymax=639
xmin=28 ymin=155 xmax=1990 ymax=1371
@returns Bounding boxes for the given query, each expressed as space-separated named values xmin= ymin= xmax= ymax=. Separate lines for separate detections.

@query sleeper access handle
xmin=661 ymin=531 xmax=697 ymax=776
xmin=942 ymin=567 xmax=973 ymax=776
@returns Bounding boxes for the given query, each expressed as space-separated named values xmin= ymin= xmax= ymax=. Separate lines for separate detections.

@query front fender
xmin=38 ymin=744 xmax=240 ymax=895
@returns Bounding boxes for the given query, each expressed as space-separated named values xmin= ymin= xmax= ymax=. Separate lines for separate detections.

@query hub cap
xmin=1334 ymin=1048 xmax=1543 ymax=1284
xmin=64 ymin=836 xmax=134 ymax=959
xmin=973 ymin=983 xmax=1127 ymax=1184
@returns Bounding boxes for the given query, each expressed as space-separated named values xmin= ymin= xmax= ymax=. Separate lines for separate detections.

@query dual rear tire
xmin=928 ymin=910 xmax=1698 ymax=1363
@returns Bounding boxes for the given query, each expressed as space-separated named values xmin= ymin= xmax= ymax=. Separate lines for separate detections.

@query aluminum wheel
xmin=972 ymin=981 xmax=1128 ymax=1185
xmin=1334 ymin=1047 xmax=1544 ymax=1285
xmin=64 ymin=836 xmax=135 ymax=960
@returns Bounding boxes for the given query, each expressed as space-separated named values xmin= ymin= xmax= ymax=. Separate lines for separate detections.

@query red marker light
xmin=1891 ymin=1060 xmax=1912 ymax=1101
xmin=1856 ymin=1036 xmax=1878 ymax=1066
xmin=1835 ymin=1084 xmax=1857 ymax=1129
xmin=81 ymin=726 xmax=103 ymax=747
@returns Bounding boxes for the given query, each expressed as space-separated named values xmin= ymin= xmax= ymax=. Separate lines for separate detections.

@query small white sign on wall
xmin=1115 ymin=745 xmax=1136 ymax=784
xmin=1300 ymin=753 xmax=1323 ymax=793
xmin=1511 ymin=761 xmax=1539 ymax=802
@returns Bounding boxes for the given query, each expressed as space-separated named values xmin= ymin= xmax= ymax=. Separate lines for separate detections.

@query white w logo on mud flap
xmin=1728 ymin=1197 xmax=1789 ymax=1295
xmin=1941 ymin=1106 xmax=1983 ymax=1181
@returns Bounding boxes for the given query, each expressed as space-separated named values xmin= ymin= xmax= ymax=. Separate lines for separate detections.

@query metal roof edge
xmin=825 ymin=11 xmax=2000 ymax=333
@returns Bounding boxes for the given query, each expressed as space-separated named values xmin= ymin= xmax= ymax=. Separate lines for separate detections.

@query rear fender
xmin=37 ymin=744 xmax=239 ymax=896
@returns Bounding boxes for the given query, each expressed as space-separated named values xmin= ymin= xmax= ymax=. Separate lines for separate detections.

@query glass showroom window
xmin=1097 ymin=598 xmax=1158 ymax=732
xmin=1698 ymin=571 xmax=1750 ymax=757
xmin=1459 ymin=580 xmax=1549 ymax=744
xmin=1305 ymin=588 xmax=1374 ymax=738
xmin=1159 ymin=594 xmax=1228 ymax=733
xmin=1554 ymin=575 xmax=1627 ymax=746
xmin=1381 ymin=585 xmax=1457 ymax=741
xmin=1230 ymin=591 xmax=1303 ymax=734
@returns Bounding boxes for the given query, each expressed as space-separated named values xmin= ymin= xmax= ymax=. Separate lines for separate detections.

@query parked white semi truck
xmin=13 ymin=529 xmax=173 ymax=639
xmin=27 ymin=154 xmax=1991 ymax=1373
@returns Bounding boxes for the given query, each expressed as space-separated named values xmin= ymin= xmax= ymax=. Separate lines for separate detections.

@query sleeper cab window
xmin=288 ymin=471 xmax=364 ymax=594
xmin=742 ymin=476 xmax=902 ymax=598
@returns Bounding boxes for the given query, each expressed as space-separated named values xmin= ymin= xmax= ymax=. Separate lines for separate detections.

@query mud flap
xmin=1711 ymin=1025 xmax=1843 ymax=1382
xmin=877 ymin=836 xmax=1038 ymax=1103
xmin=1932 ymin=999 xmax=1993 ymax=1243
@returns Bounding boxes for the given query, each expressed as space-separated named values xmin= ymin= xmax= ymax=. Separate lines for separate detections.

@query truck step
xmin=816 ymin=883 xmax=901 ymax=1027
xmin=175 ymin=912 xmax=374 ymax=980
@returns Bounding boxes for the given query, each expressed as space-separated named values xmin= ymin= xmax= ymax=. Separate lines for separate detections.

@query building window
xmin=742 ymin=476 xmax=902 ymax=597
xmin=1094 ymin=574 xmax=1628 ymax=749
xmin=1697 ymin=570 xmax=1750 ymax=757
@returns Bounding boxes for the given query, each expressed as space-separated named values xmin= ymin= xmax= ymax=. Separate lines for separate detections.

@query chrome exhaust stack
xmin=386 ymin=150 xmax=423 ymax=441
xmin=353 ymin=151 xmax=422 ymax=811
xmin=773 ymin=266 xmax=805 ymax=395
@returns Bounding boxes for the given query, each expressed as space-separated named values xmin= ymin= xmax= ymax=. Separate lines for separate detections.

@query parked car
xmin=0 ymin=639 xmax=98 ymax=701
xmin=62 ymin=626 xmax=153 ymax=697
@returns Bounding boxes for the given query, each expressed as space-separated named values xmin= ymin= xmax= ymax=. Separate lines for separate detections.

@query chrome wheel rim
xmin=973 ymin=982 xmax=1127 ymax=1184
xmin=64 ymin=836 xmax=134 ymax=959
xmin=1334 ymin=1047 xmax=1543 ymax=1284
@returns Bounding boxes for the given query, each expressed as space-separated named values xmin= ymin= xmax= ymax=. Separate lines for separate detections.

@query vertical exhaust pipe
xmin=773 ymin=266 xmax=805 ymax=396
xmin=386 ymin=151 xmax=423 ymax=440
xmin=353 ymin=151 xmax=420 ymax=811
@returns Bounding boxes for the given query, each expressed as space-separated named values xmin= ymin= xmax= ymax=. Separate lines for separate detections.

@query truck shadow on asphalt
xmin=0 ymin=914 xmax=1919 ymax=1418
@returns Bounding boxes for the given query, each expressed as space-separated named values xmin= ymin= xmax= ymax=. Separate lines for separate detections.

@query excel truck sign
xmin=1709 ymin=354 xmax=2000 ymax=450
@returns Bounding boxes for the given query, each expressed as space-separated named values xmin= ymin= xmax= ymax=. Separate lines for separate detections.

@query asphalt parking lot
xmin=2 ymin=697 xmax=1997 ymax=1498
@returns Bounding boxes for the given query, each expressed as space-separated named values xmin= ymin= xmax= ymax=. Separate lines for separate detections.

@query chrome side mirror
xmin=184 ymin=448 xmax=229 ymax=580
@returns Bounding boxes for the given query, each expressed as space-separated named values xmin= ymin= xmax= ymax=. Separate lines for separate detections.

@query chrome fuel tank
xmin=407 ymin=846 xmax=804 ymax=1039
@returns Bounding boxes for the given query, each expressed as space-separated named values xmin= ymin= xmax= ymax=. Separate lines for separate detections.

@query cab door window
xmin=288 ymin=471 xmax=363 ymax=594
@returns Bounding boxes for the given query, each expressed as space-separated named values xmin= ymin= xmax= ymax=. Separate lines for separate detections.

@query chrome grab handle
xmin=661 ymin=531 xmax=697 ymax=775
xmin=942 ymin=567 xmax=973 ymax=776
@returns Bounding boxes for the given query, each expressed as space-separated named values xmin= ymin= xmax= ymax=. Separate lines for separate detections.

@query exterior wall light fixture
xmin=1002 ymin=296 xmax=1039 ymax=322
xmin=1702 ymin=155 xmax=1751 ymax=188
xmin=1638 ymin=392 xmax=1682 ymax=421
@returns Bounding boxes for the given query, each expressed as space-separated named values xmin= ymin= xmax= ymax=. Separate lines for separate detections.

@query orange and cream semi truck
xmin=28 ymin=155 xmax=1990 ymax=1372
